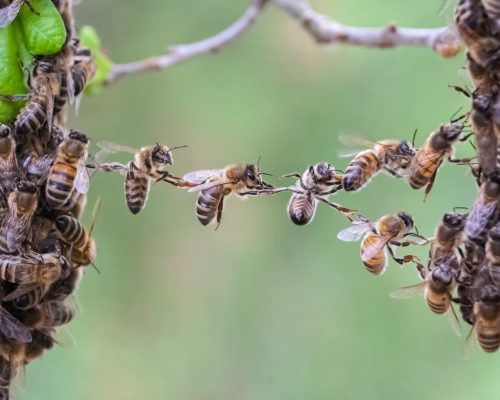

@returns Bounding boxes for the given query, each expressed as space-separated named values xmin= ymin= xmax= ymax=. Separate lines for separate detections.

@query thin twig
xmin=105 ymin=0 xmax=268 ymax=84
xmin=272 ymin=0 xmax=460 ymax=56
xmin=105 ymin=0 xmax=460 ymax=85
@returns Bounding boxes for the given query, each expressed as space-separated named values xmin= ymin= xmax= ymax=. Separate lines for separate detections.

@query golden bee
xmin=390 ymin=258 xmax=462 ymax=336
xmin=338 ymin=135 xmax=415 ymax=192
xmin=337 ymin=212 xmax=423 ymax=276
xmin=464 ymin=170 xmax=500 ymax=245
xmin=183 ymin=163 xmax=273 ymax=227
xmin=408 ymin=122 xmax=470 ymax=198
xmin=0 ymin=181 xmax=38 ymax=253
xmin=46 ymin=130 xmax=89 ymax=209
xmin=94 ymin=142 xmax=185 ymax=214
xmin=281 ymin=162 xmax=355 ymax=225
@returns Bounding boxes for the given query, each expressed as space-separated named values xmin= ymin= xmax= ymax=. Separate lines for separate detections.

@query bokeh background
xmin=20 ymin=0 xmax=496 ymax=399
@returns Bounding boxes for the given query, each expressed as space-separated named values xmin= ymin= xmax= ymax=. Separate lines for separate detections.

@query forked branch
xmin=105 ymin=0 xmax=460 ymax=85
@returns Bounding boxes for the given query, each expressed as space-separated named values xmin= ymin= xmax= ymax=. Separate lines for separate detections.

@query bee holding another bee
xmin=337 ymin=212 xmax=426 ymax=276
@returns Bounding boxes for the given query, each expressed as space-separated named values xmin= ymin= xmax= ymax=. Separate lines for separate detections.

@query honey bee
xmin=45 ymin=130 xmax=89 ymax=209
xmin=408 ymin=122 xmax=469 ymax=198
xmin=23 ymin=330 xmax=54 ymax=364
xmin=71 ymin=44 xmax=96 ymax=98
xmin=471 ymin=91 xmax=496 ymax=179
xmin=464 ymin=170 xmax=500 ymax=245
xmin=429 ymin=211 xmax=467 ymax=268
xmin=485 ymin=222 xmax=500 ymax=288
xmin=0 ymin=342 xmax=26 ymax=400
xmin=0 ymin=181 xmax=38 ymax=253
xmin=183 ymin=163 xmax=273 ymax=227
xmin=46 ymin=267 xmax=82 ymax=301
xmin=0 ymin=125 xmax=18 ymax=198
xmin=470 ymin=284 xmax=500 ymax=352
xmin=339 ymin=135 xmax=415 ymax=192
xmin=55 ymin=198 xmax=100 ymax=267
xmin=95 ymin=142 xmax=186 ymax=214
xmin=391 ymin=258 xmax=462 ymax=336
xmin=0 ymin=355 xmax=11 ymax=400
xmin=280 ymin=162 xmax=356 ymax=225
xmin=22 ymin=300 xmax=75 ymax=330
xmin=337 ymin=212 xmax=424 ymax=276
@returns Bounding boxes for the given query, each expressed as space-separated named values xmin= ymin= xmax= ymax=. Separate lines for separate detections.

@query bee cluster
xmin=0 ymin=1 xmax=98 ymax=398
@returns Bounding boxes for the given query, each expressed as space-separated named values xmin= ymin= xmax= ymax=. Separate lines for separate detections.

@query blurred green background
xmin=20 ymin=0 xmax=496 ymax=399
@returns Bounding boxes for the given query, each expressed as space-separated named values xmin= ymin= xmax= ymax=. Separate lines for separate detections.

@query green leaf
xmin=18 ymin=0 xmax=66 ymax=55
xmin=80 ymin=25 xmax=113 ymax=94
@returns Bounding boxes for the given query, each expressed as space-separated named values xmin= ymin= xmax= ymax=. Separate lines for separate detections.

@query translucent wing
xmin=0 ymin=307 xmax=31 ymax=343
xmin=97 ymin=141 xmax=139 ymax=155
xmin=74 ymin=161 xmax=89 ymax=194
xmin=338 ymin=134 xmax=379 ymax=148
xmin=66 ymin=69 xmax=75 ymax=105
xmin=187 ymin=180 xmax=233 ymax=193
xmin=361 ymin=237 xmax=388 ymax=263
xmin=389 ymin=281 xmax=425 ymax=299
xmin=0 ymin=0 xmax=24 ymax=28
xmin=447 ymin=305 xmax=462 ymax=337
xmin=183 ymin=169 xmax=223 ymax=185
xmin=462 ymin=326 xmax=476 ymax=360
xmin=337 ymin=222 xmax=372 ymax=242
xmin=3 ymin=283 xmax=40 ymax=301
xmin=49 ymin=327 xmax=76 ymax=349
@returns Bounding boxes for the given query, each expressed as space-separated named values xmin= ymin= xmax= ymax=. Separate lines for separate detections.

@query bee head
xmin=55 ymin=216 xmax=70 ymax=233
xmin=442 ymin=212 xmax=465 ymax=228
xmin=16 ymin=180 xmax=37 ymax=194
xmin=0 ymin=124 xmax=11 ymax=138
xmin=68 ymin=130 xmax=89 ymax=144
xmin=314 ymin=162 xmax=336 ymax=179
xmin=431 ymin=264 xmax=454 ymax=286
xmin=34 ymin=56 xmax=56 ymax=75
xmin=152 ymin=144 xmax=173 ymax=165
xmin=480 ymin=285 xmax=500 ymax=304
xmin=397 ymin=212 xmax=414 ymax=230
xmin=396 ymin=141 xmax=415 ymax=156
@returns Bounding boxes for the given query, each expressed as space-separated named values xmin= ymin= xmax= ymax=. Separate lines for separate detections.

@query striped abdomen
xmin=342 ymin=151 xmax=380 ymax=192
xmin=483 ymin=0 xmax=500 ymax=19
xmin=46 ymin=162 xmax=77 ymax=208
xmin=53 ymin=72 xmax=68 ymax=115
xmin=0 ymin=258 xmax=45 ymax=284
xmin=196 ymin=184 xmax=224 ymax=226
xmin=72 ymin=59 xmax=96 ymax=97
xmin=14 ymin=96 xmax=48 ymax=136
xmin=360 ymin=234 xmax=387 ymax=275
xmin=55 ymin=215 xmax=85 ymax=247
xmin=465 ymin=196 xmax=498 ymax=244
xmin=425 ymin=289 xmax=449 ymax=314
xmin=43 ymin=301 xmax=75 ymax=327
xmin=287 ymin=193 xmax=317 ymax=226
xmin=125 ymin=162 xmax=150 ymax=214
xmin=408 ymin=149 xmax=443 ymax=189
xmin=476 ymin=322 xmax=500 ymax=352
xmin=0 ymin=356 xmax=11 ymax=398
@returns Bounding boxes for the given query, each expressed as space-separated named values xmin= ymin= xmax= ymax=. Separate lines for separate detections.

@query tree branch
xmin=105 ymin=0 xmax=460 ymax=85
xmin=105 ymin=0 xmax=268 ymax=85
xmin=272 ymin=0 xmax=460 ymax=56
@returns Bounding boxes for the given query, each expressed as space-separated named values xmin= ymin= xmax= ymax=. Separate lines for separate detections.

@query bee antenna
xmin=259 ymin=172 xmax=273 ymax=177
xmin=166 ymin=145 xmax=188 ymax=153
xmin=256 ymin=154 xmax=263 ymax=170
xmin=469 ymin=141 xmax=476 ymax=151
xmin=88 ymin=196 xmax=102 ymax=236
xmin=453 ymin=206 xmax=469 ymax=213
xmin=336 ymin=169 xmax=345 ymax=174
xmin=411 ymin=128 xmax=418 ymax=148
xmin=90 ymin=262 xmax=101 ymax=274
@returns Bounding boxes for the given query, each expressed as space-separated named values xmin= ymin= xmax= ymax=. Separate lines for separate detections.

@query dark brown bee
xmin=281 ymin=162 xmax=353 ymax=225
xmin=339 ymin=136 xmax=415 ymax=192
xmin=337 ymin=212 xmax=423 ymax=276
xmin=0 ymin=355 xmax=11 ymax=400
xmin=464 ymin=171 xmax=500 ymax=245
xmin=0 ymin=181 xmax=38 ymax=253
xmin=408 ymin=122 xmax=468 ymax=198
xmin=23 ymin=330 xmax=54 ymax=363
xmin=429 ymin=212 xmax=466 ymax=268
xmin=0 ymin=287 xmax=31 ymax=343
xmin=71 ymin=44 xmax=96 ymax=97
xmin=46 ymin=267 xmax=82 ymax=301
xmin=46 ymin=130 xmax=89 ymax=209
xmin=471 ymin=91 xmax=496 ymax=179
xmin=183 ymin=164 xmax=273 ymax=227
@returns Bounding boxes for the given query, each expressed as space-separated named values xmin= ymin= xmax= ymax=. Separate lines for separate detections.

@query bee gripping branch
xmin=104 ymin=0 xmax=459 ymax=86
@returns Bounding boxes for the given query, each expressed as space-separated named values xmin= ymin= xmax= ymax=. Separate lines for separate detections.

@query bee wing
xmin=74 ymin=161 xmax=90 ymax=194
xmin=96 ymin=141 xmax=139 ymax=155
xmin=389 ymin=281 xmax=426 ymax=299
xmin=0 ymin=0 xmax=24 ymax=28
xmin=183 ymin=169 xmax=224 ymax=185
xmin=3 ymin=283 xmax=39 ymax=302
xmin=49 ymin=327 xmax=76 ymax=349
xmin=187 ymin=180 xmax=233 ymax=193
xmin=0 ymin=307 xmax=31 ymax=343
xmin=447 ymin=304 xmax=462 ymax=337
xmin=336 ymin=223 xmax=372 ymax=242
xmin=66 ymin=69 xmax=75 ymax=105
xmin=462 ymin=326 xmax=476 ymax=360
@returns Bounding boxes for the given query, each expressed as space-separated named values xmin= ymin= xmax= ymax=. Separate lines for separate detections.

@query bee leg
xmin=384 ymin=168 xmax=404 ymax=179
xmin=156 ymin=171 xmax=181 ymax=186
xmin=0 ymin=94 xmax=30 ymax=102
xmin=316 ymin=197 xmax=358 ymax=214
xmin=240 ymin=187 xmax=290 ymax=196
xmin=214 ymin=196 xmax=225 ymax=231
xmin=403 ymin=232 xmax=430 ymax=244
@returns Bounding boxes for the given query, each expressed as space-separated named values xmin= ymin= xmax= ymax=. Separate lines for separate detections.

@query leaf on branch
xmin=0 ymin=0 xmax=66 ymax=122
xmin=79 ymin=25 xmax=113 ymax=94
